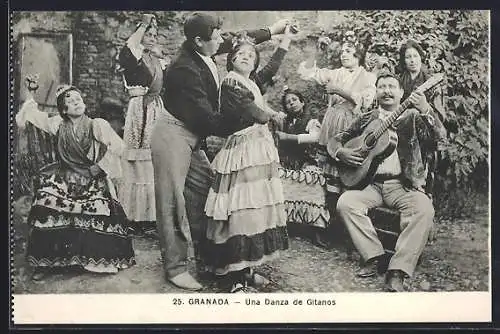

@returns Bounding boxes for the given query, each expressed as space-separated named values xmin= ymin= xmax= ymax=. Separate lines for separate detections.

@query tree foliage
xmin=343 ymin=11 xmax=489 ymax=189
xmin=285 ymin=10 xmax=489 ymax=191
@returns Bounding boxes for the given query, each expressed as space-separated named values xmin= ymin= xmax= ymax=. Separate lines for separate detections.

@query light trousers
xmin=151 ymin=111 xmax=214 ymax=278
xmin=337 ymin=179 xmax=434 ymax=277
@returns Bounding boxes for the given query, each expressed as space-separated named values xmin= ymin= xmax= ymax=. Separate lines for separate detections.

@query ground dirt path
xmin=12 ymin=196 xmax=489 ymax=294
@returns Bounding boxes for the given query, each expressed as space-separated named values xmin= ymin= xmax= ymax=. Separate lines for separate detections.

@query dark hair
xmin=183 ymin=12 xmax=223 ymax=42
xmin=341 ymin=41 xmax=366 ymax=67
xmin=281 ymin=89 xmax=306 ymax=114
xmin=375 ymin=70 xmax=401 ymax=88
xmin=226 ymin=42 xmax=260 ymax=77
xmin=398 ymin=40 xmax=426 ymax=71
xmin=56 ymin=87 xmax=82 ymax=118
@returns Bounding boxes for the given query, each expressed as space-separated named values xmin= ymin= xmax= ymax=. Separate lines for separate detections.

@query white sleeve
xmin=91 ymin=118 xmax=126 ymax=179
xmin=297 ymin=61 xmax=337 ymax=86
xmin=297 ymin=119 xmax=321 ymax=144
xmin=15 ymin=98 xmax=62 ymax=135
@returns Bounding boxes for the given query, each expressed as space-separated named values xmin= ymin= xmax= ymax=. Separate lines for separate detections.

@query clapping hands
xmin=317 ymin=34 xmax=331 ymax=51
xmin=142 ymin=13 xmax=157 ymax=29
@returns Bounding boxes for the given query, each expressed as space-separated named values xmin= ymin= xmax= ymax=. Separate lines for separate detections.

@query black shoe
xmin=32 ymin=268 xmax=49 ymax=281
xmin=313 ymin=231 xmax=332 ymax=249
xmin=356 ymin=257 xmax=380 ymax=278
xmin=384 ymin=270 xmax=405 ymax=292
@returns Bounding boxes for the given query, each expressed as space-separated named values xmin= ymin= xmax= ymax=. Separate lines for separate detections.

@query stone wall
xmin=11 ymin=10 xmax=350 ymax=136
xmin=11 ymin=11 xmax=184 ymax=119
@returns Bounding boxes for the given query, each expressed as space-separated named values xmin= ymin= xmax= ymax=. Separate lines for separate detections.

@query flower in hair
xmin=55 ymin=84 xmax=77 ymax=99
xmin=231 ymin=31 xmax=256 ymax=50
xmin=343 ymin=30 xmax=357 ymax=44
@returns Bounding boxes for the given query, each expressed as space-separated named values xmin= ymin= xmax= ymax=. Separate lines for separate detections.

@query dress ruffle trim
xmin=118 ymin=182 xmax=156 ymax=222
xmin=205 ymin=177 xmax=285 ymax=220
xmin=284 ymin=200 xmax=330 ymax=229
xmin=212 ymin=126 xmax=280 ymax=174
xmin=27 ymin=255 xmax=136 ymax=269
xmin=203 ymin=225 xmax=289 ymax=275
xmin=35 ymin=191 xmax=110 ymax=216
xmin=123 ymin=149 xmax=152 ymax=161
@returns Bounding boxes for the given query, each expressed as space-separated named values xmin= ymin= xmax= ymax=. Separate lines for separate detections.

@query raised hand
xmin=269 ymin=18 xmax=291 ymax=35
xmin=24 ymin=74 xmax=39 ymax=100
xmin=279 ymin=24 xmax=295 ymax=50
xmin=317 ymin=34 xmax=331 ymax=51
xmin=142 ymin=13 xmax=157 ymax=28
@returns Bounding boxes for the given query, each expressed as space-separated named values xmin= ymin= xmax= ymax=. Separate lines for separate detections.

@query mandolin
xmin=337 ymin=73 xmax=444 ymax=189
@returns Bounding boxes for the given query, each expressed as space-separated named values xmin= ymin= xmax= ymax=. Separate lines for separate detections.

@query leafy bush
xmin=335 ymin=10 xmax=489 ymax=189
xmin=260 ymin=10 xmax=488 ymax=217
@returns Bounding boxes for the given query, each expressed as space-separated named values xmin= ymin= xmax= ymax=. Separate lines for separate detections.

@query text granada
xmin=189 ymin=298 xmax=229 ymax=305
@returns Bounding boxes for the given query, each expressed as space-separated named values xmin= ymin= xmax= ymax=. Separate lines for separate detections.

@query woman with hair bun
xmin=117 ymin=13 xmax=170 ymax=235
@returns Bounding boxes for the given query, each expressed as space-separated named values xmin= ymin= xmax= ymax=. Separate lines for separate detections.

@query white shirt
xmin=375 ymin=107 xmax=402 ymax=176
xmin=196 ymin=51 xmax=220 ymax=88
xmin=297 ymin=119 xmax=321 ymax=144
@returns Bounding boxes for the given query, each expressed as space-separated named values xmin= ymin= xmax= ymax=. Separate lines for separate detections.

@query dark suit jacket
xmin=162 ymin=28 xmax=272 ymax=138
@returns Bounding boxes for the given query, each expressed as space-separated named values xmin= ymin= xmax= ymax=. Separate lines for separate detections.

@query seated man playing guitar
xmin=329 ymin=70 xmax=445 ymax=292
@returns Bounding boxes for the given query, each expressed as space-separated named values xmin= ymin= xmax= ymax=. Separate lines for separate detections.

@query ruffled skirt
xmin=317 ymin=102 xmax=357 ymax=192
xmin=204 ymin=124 xmax=289 ymax=275
xmin=26 ymin=165 xmax=136 ymax=273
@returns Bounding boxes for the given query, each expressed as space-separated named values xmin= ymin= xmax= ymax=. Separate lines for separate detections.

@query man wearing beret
xmin=151 ymin=12 xmax=290 ymax=290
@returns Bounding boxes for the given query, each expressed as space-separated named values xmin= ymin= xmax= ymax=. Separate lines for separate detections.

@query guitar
xmin=336 ymin=73 xmax=444 ymax=190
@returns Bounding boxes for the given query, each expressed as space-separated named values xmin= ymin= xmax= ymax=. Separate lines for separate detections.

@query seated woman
xmin=275 ymin=88 xmax=321 ymax=171
xmin=16 ymin=81 xmax=136 ymax=280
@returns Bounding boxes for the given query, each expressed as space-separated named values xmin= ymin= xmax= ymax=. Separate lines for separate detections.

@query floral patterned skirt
xmin=26 ymin=165 xmax=136 ymax=272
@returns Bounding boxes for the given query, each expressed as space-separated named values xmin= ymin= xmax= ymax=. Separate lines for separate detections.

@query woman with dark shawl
xmin=396 ymin=40 xmax=447 ymax=193
xmin=16 ymin=83 xmax=135 ymax=280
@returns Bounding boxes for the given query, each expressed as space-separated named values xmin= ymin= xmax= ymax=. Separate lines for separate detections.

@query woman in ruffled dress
xmin=297 ymin=31 xmax=376 ymax=219
xmin=16 ymin=82 xmax=135 ymax=280
xmin=204 ymin=26 xmax=294 ymax=293
xmin=118 ymin=14 xmax=169 ymax=234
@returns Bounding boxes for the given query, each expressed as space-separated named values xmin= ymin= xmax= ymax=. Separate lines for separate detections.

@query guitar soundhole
xmin=364 ymin=132 xmax=377 ymax=149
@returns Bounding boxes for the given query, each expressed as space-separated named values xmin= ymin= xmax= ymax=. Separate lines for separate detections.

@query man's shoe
xmin=384 ymin=270 xmax=405 ymax=292
xmin=356 ymin=257 xmax=379 ymax=278
xmin=168 ymin=272 xmax=203 ymax=291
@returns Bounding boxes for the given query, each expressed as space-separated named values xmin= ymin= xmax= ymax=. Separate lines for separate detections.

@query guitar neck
xmin=373 ymin=98 xmax=412 ymax=139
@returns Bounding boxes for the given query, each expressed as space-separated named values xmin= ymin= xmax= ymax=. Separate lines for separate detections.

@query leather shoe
xmin=384 ymin=270 xmax=405 ymax=292
xmin=168 ymin=272 xmax=203 ymax=291
xmin=356 ymin=257 xmax=379 ymax=278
